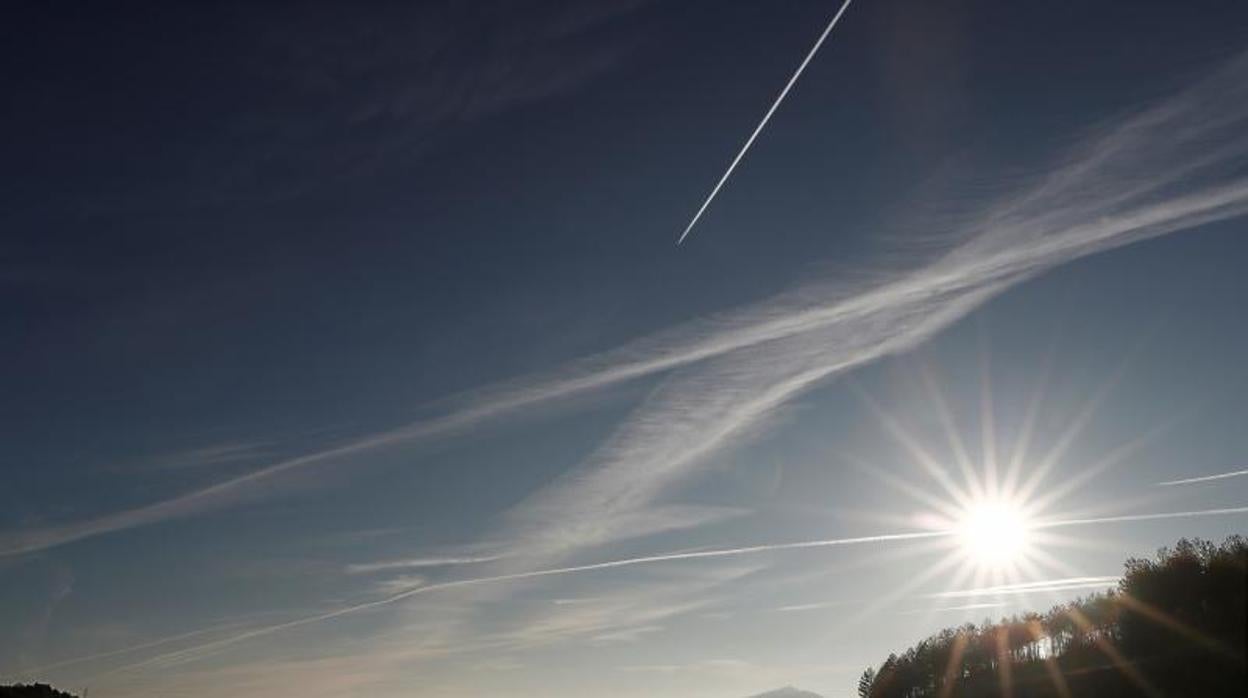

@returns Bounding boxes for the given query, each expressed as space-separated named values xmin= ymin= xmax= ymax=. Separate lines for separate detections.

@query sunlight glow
xmin=957 ymin=499 xmax=1032 ymax=568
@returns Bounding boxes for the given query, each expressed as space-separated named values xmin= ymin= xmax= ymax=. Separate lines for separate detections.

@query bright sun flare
xmin=957 ymin=500 xmax=1032 ymax=567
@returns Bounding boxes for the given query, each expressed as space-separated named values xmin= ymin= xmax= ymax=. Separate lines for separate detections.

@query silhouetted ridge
xmin=855 ymin=536 xmax=1247 ymax=697
xmin=0 ymin=685 xmax=78 ymax=698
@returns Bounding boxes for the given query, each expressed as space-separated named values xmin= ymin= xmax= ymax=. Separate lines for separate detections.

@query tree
xmin=857 ymin=667 xmax=876 ymax=698
xmin=856 ymin=536 xmax=1247 ymax=697
xmin=0 ymin=685 xmax=78 ymax=698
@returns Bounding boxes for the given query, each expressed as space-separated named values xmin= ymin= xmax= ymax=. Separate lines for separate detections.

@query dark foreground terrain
xmin=0 ymin=686 xmax=77 ymax=698
xmin=857 ymin=536 xmax=1248 ymax=697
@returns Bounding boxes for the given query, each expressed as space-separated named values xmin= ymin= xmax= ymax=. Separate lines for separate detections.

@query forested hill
xmin=856 ymin=536 xmax=1247 ymax=698
xmin=0 ymin=685 xmax=77 ymax=698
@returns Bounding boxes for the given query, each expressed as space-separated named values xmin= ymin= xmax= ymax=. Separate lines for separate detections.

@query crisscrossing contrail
xmin=677 ymin=0 xmax=856 ymax=245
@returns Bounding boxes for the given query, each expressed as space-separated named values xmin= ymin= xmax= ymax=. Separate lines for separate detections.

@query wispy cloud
xmin=5 ymin=51 xmax=1248 ymax=565
xmin=127 ymin=441 xmax=272 ymax=472
xmin=477 ymin=565 xmax=752 ymax=654
xmin=590 ymin=624 xmax=666 ymax=644
xmin=621 ymin=658 xmax=755 ymax=674
xmin=898 ymin=602 xmax=1007 ymax=615
xmin=347 ymin=555 xmax=503 ymax=575
xmin=1157 ymin=468 xmax=1248 ymax=486
xmin=50 ymin=0 xmax=662 ymax=216
xmin=776 ymin=599 xmax=860 ymax=613
xmin=369 ymin=575 xmax=429 ymax=596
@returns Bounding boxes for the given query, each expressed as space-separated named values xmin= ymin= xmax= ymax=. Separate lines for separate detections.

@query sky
xmin=3 ymin=1 xmax=1248 ymax=696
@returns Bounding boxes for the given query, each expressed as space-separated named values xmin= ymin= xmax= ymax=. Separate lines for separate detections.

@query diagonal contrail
xmin=676 ymin=0 xmax=856 ymax=245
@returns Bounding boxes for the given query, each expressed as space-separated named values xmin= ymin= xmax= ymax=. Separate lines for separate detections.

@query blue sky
xmin=3 ymin=1 xmax=1248 ymax=696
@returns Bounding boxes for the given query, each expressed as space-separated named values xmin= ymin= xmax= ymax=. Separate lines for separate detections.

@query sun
xmin=957 ymin=499 xmax=1032 ymax=568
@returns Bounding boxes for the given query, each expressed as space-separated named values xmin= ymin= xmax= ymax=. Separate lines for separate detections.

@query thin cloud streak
xmin=346 ymin=555 xmax=503 ymax=575
xmin=1034 ymin=506 xmax=1248 ymax=530
xmin=1157 ymin=468 xmax=1248 ymax=486
xmin=676 ymin=0 xmax=856 ymax=244
xmin=930 ymin=576 xmax=1120 ymax=599
xmin=899 ymin=602 xmax=1007 ymax=615
xmin=4 ymin=51 xmax=1248 ymax=560
xmin=777 ymin=600 xmax=860 ymax=612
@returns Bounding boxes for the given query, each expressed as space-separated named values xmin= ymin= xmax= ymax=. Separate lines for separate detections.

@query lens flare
xmin=958 ymin=499 xmax=1031 ymax=568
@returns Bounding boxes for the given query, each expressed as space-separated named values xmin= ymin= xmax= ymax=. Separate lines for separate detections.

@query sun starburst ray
xmin=1003 ymin=329 xmax=1063 ymax=497
xmin=977 ymin=324 xmax=1002 ymax=499
xmin=920 ymin=362 xmax=985 ymax=501
xmin=851 ymin=381 xmax=974 ymax=508
xmin=1017 ymin=343 xmax=1141 ymax=503
xmin=1065 ymin=607 xmax=1163 ymax=698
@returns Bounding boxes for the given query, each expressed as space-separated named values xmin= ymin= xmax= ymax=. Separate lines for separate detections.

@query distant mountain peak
xmin=746 ymin=687 xmax=823 ymax=698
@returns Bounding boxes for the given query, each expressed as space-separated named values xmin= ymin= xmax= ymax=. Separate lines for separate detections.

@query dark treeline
xmin=0 ymin=686 xmax=77 ymax=698
xmin=857 ymin=536 xmax=1247 ymax=698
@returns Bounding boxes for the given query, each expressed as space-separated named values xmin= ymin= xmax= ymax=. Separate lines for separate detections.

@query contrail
xmin=676 ymin=0 xmax=856 ymax=245
xmin=1157 ymin=469 xmax=1248 ymax=486
xmin=929 ymin=576 xmax=1121 ymax=599
xmin=86 ymin=505 xmax=1248 ymax=674
xmin=1033 ymin=506 xmax=1248 ymax=529
xmin=898 ymin=602 xmax=1007 ymax=615
xmin=346 ymin=554 xmax=504 ymax=574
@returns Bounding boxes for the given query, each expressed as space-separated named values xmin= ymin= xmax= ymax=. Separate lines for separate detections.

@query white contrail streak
xmin=1157 ymin=469 xmax=1248 ymax=486
xmin=87 ymin=505 xmax=1248 ymax=674
xmin=676 ymin=0 xmax=855 ymax=245
xmin=930 ymin=576 xmax=1121 ymax=599
xmin=346 ymin=555 xmax=504 ymax=574
xmin=1033 ymin=506 xmax=1248 ymax=529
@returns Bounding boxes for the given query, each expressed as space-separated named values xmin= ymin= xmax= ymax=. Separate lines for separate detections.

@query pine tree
xmin=856 ymin=667 xmax=876 ymax=698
